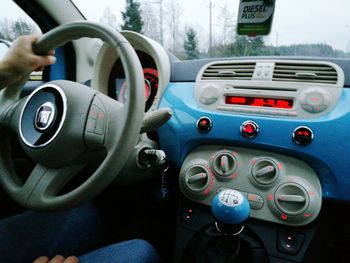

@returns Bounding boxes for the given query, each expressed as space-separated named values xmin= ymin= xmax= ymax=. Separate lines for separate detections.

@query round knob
xmin=275 ymin=183 xmax=309 ymax=216
xmin=199 ymin=84 xmax=220 ymax=105
xmin=212 ymin=152 xmax=237 ymax=178
xmin=211 ymin=189 xmax=250 ymax=225
xmin=185 ymin=164 xmax=210 ymax=193
xmin=300 ymin=89 xmax=331 ymax=113
xmin=251 ymin=158 xmax=279 ymax=185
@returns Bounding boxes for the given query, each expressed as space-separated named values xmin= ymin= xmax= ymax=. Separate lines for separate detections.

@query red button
xmin=197 ymin=117 xmax=212 ymax=133
xmin=240 ymin=121 xmax=259 ymax=138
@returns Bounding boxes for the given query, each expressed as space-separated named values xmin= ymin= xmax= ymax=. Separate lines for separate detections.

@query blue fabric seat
xmin=79 ymin=239 xmax=159 ymax=263
xmin=0 ymin=203 xmax=159 ymax=263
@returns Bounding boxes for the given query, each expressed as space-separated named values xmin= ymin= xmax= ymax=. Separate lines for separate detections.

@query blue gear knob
xmin=211 ymin=189 xmax=250 ymax=225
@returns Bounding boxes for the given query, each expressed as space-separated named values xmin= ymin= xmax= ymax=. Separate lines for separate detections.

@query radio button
xmin=300 ymin=89 xmax=331 ymax=114
xmin=199 ymin=85 xmax=220 ymax=105
xmin=277 ymin=111 xmax=288 ymax=116
xmin=288 ymin=112 xmax=298 ymax=117
xmin=312 ymin=104 xmax=328 ymax=113
xmin=301 ymin=104 xmax=313 ymax=112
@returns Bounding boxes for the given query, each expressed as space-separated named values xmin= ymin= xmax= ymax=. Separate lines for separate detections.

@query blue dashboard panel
xmin=50 ymin=47 xmax=66 ymax=80
xmin=158 ymin=82 xmax=350 ymax=202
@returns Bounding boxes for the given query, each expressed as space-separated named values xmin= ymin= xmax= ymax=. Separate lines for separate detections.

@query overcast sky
xmin=1 ymin=0 xmax=350 ymax=52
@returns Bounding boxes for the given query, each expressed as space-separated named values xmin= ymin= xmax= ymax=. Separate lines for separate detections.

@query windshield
xmin=73 ymin=0 xmax=350 ymax=60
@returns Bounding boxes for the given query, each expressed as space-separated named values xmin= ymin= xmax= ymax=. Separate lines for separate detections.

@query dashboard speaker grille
xmin=273 ymin=62 xmax=338 ymax=84
xmin=201 ymin=62 xmax=255 ymax=80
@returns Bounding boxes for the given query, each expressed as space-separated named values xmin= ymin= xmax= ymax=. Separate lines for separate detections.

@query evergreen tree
xmin=184 ymin=28 xmax=199 ymax=60
xmin=121 ymin=0 xmax=143 ymax=33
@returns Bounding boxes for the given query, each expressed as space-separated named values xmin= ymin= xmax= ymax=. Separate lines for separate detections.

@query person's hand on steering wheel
xmin=0 ymin=34 xmax=56 ymax=89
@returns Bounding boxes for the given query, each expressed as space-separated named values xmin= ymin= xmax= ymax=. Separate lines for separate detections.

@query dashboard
xmin=92 ymin=31 xmax=350 ymax=229
xmin=157 ymin=57 xmax=350 ymax=228
xmin=86 ymin=31 xmax=350 ymax=261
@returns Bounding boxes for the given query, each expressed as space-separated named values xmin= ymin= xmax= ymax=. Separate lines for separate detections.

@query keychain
xmin=155 ymin=161 xmax=170 ymax=204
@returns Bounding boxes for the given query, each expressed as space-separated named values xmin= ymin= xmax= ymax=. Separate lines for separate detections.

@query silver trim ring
xmin=215 ymin=221 xmax=245 ymax=236
xmin=240 ymin=120 xmax=259 ymax=139
xmin=196 ymin=116 xmax=213 ymax=133
xmin=19 ymin=84 xmax=67 ymax=148
xmin=292 ymin=126 xmax=314 ymax=145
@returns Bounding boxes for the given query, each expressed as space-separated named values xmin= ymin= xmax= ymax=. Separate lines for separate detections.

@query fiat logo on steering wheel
xmin=34 ymin=102 xmax=56 ymax=131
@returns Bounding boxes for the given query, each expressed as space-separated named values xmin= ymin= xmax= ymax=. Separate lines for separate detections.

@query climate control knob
xmin=212 ymin=151 xmax=237 ymax=179
xmin=184 ymin=164 xmax=210 ymax=193
xmin=275 ymin=183 xmax=309 ymax=216
xmin=251 ymin=158 xmax=279 ymax=185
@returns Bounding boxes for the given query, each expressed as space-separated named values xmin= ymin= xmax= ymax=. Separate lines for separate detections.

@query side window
xmin=0 ymin=0 xmax=43 ymax=80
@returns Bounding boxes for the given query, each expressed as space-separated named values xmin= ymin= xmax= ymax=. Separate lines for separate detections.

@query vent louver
xmin=201 ymin=62 xmax=255 ymax=80
xmin=273 ymin=62 xmax=338 ymax=84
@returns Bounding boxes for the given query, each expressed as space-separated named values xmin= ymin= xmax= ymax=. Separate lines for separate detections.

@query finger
xmin=30 ymin=33 xmax=42 ymax=43
xmin=48 ymin=50 xmax=55 ymax=56
xmin=63 ymin=256 xmax=79 ymax=263
xmin=46 ymin=55 xmax=56 ymax=65
xmin=34 ymin=65 xmax=45 ymax=72
xmin=33 ymin=256 xmax=49 ymax=263
xmin=33 ymin=55 xmax=56 ymax=67
xmin=49 ymin=255 xmax=65 ymax=263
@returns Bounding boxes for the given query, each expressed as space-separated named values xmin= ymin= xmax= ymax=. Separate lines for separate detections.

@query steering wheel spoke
xmin=0 ymin=98 xmax=26 ymax=132
xmin=22 ymin=164 xmax=82 ymax=210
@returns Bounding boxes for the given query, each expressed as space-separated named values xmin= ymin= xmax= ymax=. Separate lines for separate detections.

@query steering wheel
xmin=0 ymin=21 xmax=145 ymax=211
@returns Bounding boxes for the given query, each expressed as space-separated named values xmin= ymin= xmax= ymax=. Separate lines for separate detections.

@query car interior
xmin=1 ymin=0 xmax=350 ymax=262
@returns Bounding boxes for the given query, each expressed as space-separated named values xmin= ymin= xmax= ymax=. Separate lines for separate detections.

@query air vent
xmin=201 ymin=62 xmax=255 ymax=80
xmin=273 ymin=62 xmax=338 ymax=84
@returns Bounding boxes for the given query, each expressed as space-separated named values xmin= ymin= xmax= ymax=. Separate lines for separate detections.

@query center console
xmin=179 ymin=145 xmax=322 ymax=227
xmin=175 ymin=145 xmax=322 ymax=263
xmin=159 ymin=59 xmax=346 ymax=262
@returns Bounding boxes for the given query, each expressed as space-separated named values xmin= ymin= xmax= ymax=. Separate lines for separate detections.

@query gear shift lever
xmin=181 ymin=189 xmax=268 ymax=263
xmin=211 ymin=189 xmax=250 ymax=235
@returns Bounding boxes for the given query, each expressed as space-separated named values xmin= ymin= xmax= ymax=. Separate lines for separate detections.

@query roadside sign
xmin=237 ymin=0 xmax=275 ymax=36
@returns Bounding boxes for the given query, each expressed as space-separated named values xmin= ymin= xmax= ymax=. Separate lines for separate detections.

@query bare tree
xmin=0 ymin=18 xmax=14 ymax=41
xmin=99 ymin=7 xmax=119 ymax=31
xmin=141 ymin=2 xmax=160 ymax=42
xmin=11 ymin=18 xmax=38 ymax=39
xmin=218 ymin=5 xmax=235 ymax=45
xmin=165 ymin=0 xmax=183 ymax=52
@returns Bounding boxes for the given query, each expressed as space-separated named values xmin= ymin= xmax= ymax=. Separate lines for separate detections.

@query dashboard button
xmin=199 ymin=85 xmax=220 ymax=105
xmin=277 ymin=230 xmax=305 ymax=255
xmin=249 ymin=201 xmax=264 ymax=210
xmin=241 ymin=121 xmax=259 ymax=138
xmin=293 ymin=126 xmax=314 ymax=145
xmin=287 ymin=112 xmax=298 ymax=117
xmin=197 ymin=117 xmax=212 ymax=133
xmin=312 ymin=104 xmax=328 ymax=113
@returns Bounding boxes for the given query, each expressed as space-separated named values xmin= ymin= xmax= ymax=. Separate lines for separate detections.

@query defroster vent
xmin=201 ymin=62 xmax=255 ymax=80
xmin=273 ymin=62 xmax=338 ymax=84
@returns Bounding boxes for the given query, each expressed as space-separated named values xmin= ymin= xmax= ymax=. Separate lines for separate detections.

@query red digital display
xmin=225 ymin=96 xmax=293 ymax=109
